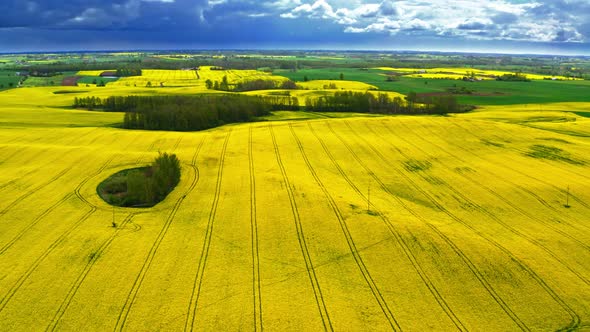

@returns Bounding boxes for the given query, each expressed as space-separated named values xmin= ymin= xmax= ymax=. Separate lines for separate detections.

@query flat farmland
xmin=1 ymin=91 xmax=590 ymax=330
xmin=77 ymin=68 xmax=288 ymax=89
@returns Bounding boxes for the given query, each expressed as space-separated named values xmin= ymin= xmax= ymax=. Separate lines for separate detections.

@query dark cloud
xmin=0 ymin=0 xmax=210 ymax=30
xmin=0 ymin=0 xmax=139 ymax=28
xmin=457 ymin=22 xmax=488 ymax=30
xmin=491 ymin=12 xmax=518 ymax=25
xmin=379 ymin=1 xmax=397 ymax=16
xmin=526 ymin=0 xmax=590 ymax=36
xmin=0 ymin=0 xmax=589 ymax=54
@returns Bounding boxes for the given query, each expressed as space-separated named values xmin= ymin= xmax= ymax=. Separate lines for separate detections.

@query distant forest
xmin=305 ymin=91 xmax=468 ymax=114
xmin=11 ymin=54 xmax=587 ymax=79
xmin=74 ymin=94 xmax=297 ymax=131
xmin=74 ymin=90 xmax=468 ymax=131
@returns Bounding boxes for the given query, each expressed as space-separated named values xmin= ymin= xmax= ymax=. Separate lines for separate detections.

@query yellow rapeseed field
xmin=77 ymin=67 xmax=287 ymax=89
xmin=296 ymin=80 xmax=377 ymax=90
xmin=375 ymin=67 xmax=581 ymax=80
xmin=0 ymin=86 xmax=589 ymax=331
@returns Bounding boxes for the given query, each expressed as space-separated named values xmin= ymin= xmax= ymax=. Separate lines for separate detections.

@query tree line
xmin=74 ymin=94 xmax=298 ymax=131
xmin=305 ymin=91 xmax=467 ymax=114
xmin=496 ymin=72 xmax=530 ymax=82
xmin=74 ymin=90 xmax=467 ymax=131
xmin=205 ymin=76 xmax=298 ymax=92
xmin=116 ymin=68 xmax=142 ymax=77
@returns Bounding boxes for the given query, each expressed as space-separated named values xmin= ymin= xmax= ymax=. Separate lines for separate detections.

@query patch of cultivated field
xmin=374 ymin=67 xmax=581 ymax=81
xmin=1 ymin=88 xmax=590 ymax=331
xmin=296 ymin=79 xmax=377 ymax=90
xmin=79 ymin=67 xmax=288 ymax=89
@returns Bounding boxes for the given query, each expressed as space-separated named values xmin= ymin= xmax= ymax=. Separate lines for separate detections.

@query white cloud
xmin=278 ymin=0 xmax=588 ymax=43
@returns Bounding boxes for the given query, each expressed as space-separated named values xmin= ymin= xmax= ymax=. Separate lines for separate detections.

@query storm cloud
xmin=0 ymin=0 xmax=589 ymax=54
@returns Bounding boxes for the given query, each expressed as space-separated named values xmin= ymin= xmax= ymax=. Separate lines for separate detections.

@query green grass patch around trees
xmin=98 ymin=153 xmax=181 ymax=207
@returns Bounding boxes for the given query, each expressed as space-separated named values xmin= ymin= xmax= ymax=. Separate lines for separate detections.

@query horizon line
xmin=1 ymin=47 xmax=589 ymax=58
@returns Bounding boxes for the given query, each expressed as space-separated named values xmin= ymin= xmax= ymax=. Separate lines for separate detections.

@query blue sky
xmin=1 ymin=0 xmax=589 ymax=55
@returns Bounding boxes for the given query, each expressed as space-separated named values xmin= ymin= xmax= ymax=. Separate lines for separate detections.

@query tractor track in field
xmin=0 ymin=138 xmax=98 ymax=214
xmin=289 ymin=123 xmax=402 ymax=331
xmin=0 ymin=168 xmax=70 ymax=217
xmin=0 ymin=146 xmax=85 ymax=193
xmin=134 ymin=134 xmax=167 ymax=165
xmin=114 ymin=137 xmax=205 ymax=332
xmin=184 ymin=130 xmax=231 ymax=331
xmin=407 ymin=120 xmax=590 ymax=254
xmin=450 ymin=119 xmax=590 ymax=212
xmin=46 ymin=212 xmax=137 ymax=332
xmin=0 ymin=208 xmax=96 ymax=313
xmin=0 ymin=145 xmax=37 ymax=168
xmin=0 ymin=167 xmax=39 ymax=191
xmin=351 ymin=120 xmax=580 ymax=331
xmin=477 ymin=120 xmax=590 ymax=183
xmin=380 ymin=121 xmax=590 ymax=288
xmin=86 ymin=129 xmax=119 ymax=146
xmin=248 ymin=126 xmax=263 ymax=332
xmin=60 ymin=127 xmax=103 ymax=148
xmin=172 ymin=136 xmax=183 ymax=152
xmin=0 ymin=153 xmax=115 ymax=297
xmin=0 ymin=133 xmax=29 ymax=146
xmin=0 ymin=146 xmax=22 ymax=165
xmin=0 ymin=192 xmax=74 ymax=256
xmin=74 ymin=155 xmax=118 ymax=209
xmin=333 ymin=121 xmax=531 ymax=331
xmin=0 ymin=152 xmax=123 ymax=312
xmin=448 ymin=119 xmax=590 ymax=234
xmin=268 ymin=124 xmax=333 ymax=332
xmin=138 ymin=134 xmax=184 ymax=166
xmin=309 ymin=122 xmax=467 ymax=331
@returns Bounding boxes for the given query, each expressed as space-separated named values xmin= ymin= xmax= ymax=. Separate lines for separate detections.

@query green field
xmin=278 ymin=68 xmax=590 ymax=105
xmin=21 ymin=72 xmax=77 ymax=87
xmin=0 ymin=71 xmax=21 ymax=90
xmin=76 ymin=76 xmax=120 ymax=86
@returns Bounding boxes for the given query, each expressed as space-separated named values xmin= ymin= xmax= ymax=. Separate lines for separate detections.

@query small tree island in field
xmin=98 ymin=153 xmax=181 ymax=207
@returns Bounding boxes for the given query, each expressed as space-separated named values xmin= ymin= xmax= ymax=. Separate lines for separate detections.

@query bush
xmin=98 ymin=153 xmax=182 ymax=207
